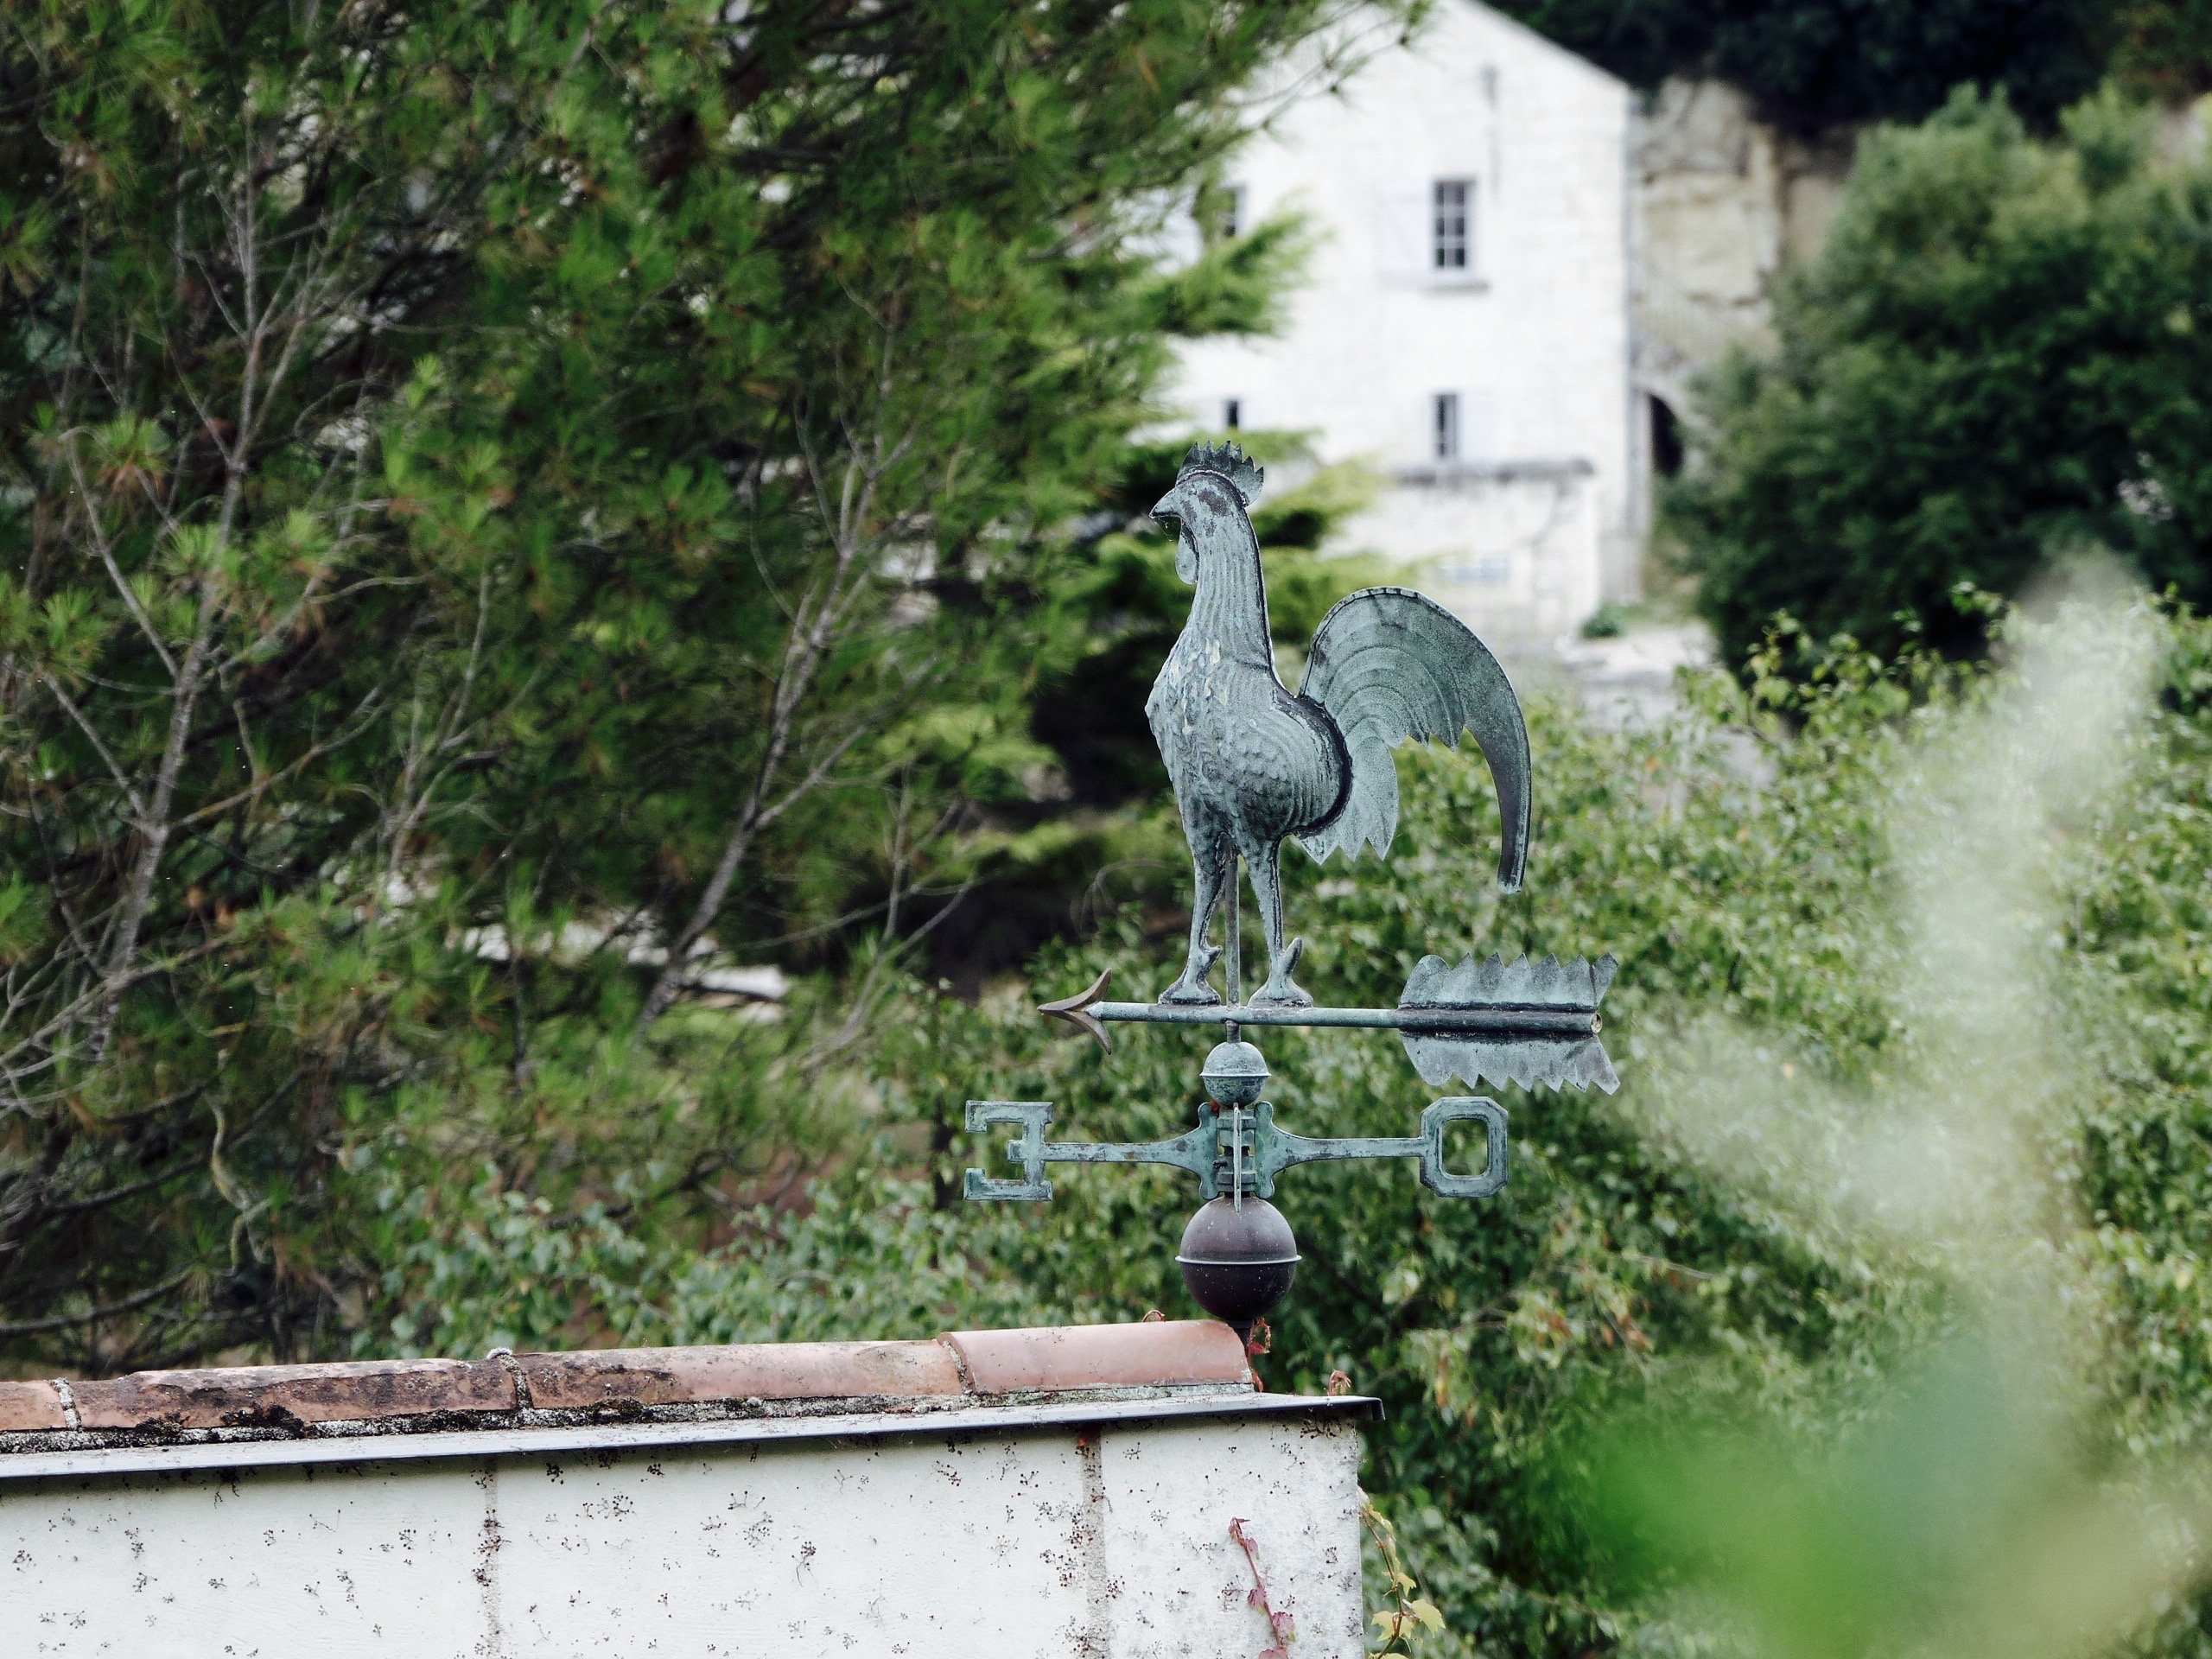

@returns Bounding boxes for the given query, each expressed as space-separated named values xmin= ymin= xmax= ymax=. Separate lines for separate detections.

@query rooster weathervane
xmin=963 ymin=442 xmax=1620 ymax=1345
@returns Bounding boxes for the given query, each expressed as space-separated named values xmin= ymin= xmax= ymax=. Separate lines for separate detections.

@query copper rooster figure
xmin=1146 ymin=441 xmax=1532 ymax=1008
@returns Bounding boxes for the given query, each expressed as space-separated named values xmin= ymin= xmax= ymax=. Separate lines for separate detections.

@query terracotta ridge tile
xmin=941 ymin=1319 xmax=1252 ymax=1395
xmin=68 ymin=1357 xmax=516 ymax=1431
xmin=0 ymin=1379 xmax=67 ymax=1433
xmin=936 ymin=1332 xmax=977 ymax=1393
xmin=516 ymin=1338 xmax=962 ymax=1410
xmin=0 ymin=1321 xmax=1252 ymax=1438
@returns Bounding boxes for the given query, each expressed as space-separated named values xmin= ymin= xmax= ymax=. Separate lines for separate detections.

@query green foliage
xmin=1491 ymin=0 xmax=2108 ymax=131
xmin=0 ymin=0 xmax=1400 ymax=1368
xmin=2113 ymin=1 xmax=2212 ymax=99
xmin=340 ymin=593 xmax=2212 ymax=1657
xmin=1367 ymin=1503 xmax=1452 ymax=1654
xmin=1581 ymin=601 xmax=1631 ymax=639
xmin=1671 ymin=87 xmax=2212 ymax=671
xmin=1581 ymin=1341 xmax=2142 ymax=1659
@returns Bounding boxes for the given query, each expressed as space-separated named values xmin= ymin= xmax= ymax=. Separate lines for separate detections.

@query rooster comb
xmin=1178 ymin=440 xmax=1264 ymax=506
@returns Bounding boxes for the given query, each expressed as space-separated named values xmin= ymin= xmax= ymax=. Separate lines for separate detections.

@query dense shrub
xmin=1672 ymin=89 xmax=2212 ymax=672
xmin=359 ymin=597 xmax=2212 ymax=1658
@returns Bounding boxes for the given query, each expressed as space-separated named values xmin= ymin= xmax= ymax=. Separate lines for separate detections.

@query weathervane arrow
xmin=1033 ymin=957 xmax=1619 ymax=1095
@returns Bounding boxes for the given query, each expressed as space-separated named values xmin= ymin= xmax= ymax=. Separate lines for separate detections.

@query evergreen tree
xmin=0 ymin=0 xmax=1396 ymax=1368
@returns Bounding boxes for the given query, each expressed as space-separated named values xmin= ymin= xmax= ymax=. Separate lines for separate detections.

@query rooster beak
xmin=1154 ymin=484 xmax=1198 ymax=582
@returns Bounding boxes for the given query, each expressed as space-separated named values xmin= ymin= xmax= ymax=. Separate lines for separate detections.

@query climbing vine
xmin=1363 ymin=1502 xmax=1446 ymax=1655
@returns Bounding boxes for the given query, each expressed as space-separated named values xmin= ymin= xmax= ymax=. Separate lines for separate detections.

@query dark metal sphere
xmin=1200 ymin=1040 xmax=1268 ymax=1107
xmin=1177 ymin=1196 xmax=1298 ymax=1341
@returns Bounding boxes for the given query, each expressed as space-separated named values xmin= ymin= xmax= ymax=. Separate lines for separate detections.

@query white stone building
xmin=1172 ymin=1 xmax=1639 ymax=642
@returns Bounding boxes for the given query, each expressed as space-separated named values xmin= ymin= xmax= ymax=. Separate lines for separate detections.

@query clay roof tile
xmin=1 ymin=1320 xmax=1251 ymax=1442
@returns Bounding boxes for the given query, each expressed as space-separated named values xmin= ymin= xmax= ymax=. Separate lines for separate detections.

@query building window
xmin=1203 ymin=182 xmax=1246 ymax=245
xmin=1433 ymin=181 xmax=1471 ymax=271
xmin=1224 ymin=398 xmax=1242 ymax=430
xmin=1433 ymin=392 xmax=1459 ymax=461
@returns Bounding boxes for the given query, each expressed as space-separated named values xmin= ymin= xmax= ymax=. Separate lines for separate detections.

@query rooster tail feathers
xmin=1294 ymin=588 xmax=1531 ymax=891
xmin=1179 ymin=440 xmax=1264 ymax=506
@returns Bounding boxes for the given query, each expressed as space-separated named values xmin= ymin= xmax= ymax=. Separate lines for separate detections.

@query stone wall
xmin=1632 ymin=79 xmax=1856 ymax=424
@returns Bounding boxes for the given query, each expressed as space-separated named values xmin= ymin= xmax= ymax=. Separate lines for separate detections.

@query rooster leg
xmin=1245 ymin=838 xmax=1313 ymax=1007
xmin=1159 ymin=831 xmax=1229 ymax=1005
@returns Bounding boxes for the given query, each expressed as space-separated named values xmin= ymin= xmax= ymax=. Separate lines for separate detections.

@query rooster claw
xmin=1250 ymin=937 xmax=1313 ymax=1008
xmin=1159 ymin=982 xmax=1227 ymax=1007
xmin=1158 ymin=944 xmax=1224 ymax=1007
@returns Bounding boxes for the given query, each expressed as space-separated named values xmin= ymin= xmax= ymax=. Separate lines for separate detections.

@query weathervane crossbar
xmin=962 ymin=1097 xmax=1506 ymax=1205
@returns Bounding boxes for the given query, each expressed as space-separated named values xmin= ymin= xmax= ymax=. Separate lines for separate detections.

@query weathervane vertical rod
xmin=1226 ymin=852 xmax=1242 ymax=1008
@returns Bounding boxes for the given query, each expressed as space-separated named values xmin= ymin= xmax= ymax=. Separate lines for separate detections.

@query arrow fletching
xmin=1397 ymin=952 xmax=1620 ymax=1094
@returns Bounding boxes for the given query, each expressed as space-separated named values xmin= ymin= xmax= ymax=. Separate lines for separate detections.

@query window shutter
xmin=1374 ymin=183 xmax=1427 ymax=283
xmin=1462 ymin=389 xmax=1496 ymax=461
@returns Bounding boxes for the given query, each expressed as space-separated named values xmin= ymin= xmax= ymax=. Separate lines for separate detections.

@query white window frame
xmin=1432 ymin=180 xmax=1472 ymax=273
xmin=1376 ymin=181 xmax=1487 ymax=289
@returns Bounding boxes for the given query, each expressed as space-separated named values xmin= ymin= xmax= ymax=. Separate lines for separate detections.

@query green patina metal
xmin=1140 ymin=441 xmax=1532 ymax=1010
xmin=963 ymin=1095 xmax=1505 ymax=1205
xmin=954 ymin=440 xmax=1623 ymax=1345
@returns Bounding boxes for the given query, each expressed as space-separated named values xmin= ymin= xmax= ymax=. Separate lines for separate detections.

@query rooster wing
xmin=1294 ymin=588 xmax=1531 ymax=890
